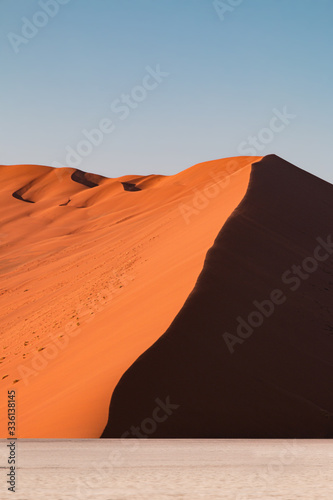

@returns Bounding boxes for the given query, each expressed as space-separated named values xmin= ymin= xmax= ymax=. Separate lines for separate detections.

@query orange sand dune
xmin=0 ymin=156 xmax=259 ymax=437
xmin=102 ymin=155 xmax=333 ymax=439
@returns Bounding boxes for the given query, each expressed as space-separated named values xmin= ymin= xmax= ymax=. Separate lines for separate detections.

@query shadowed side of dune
xmin=71 ymin=169 xmax=104 ymax=188
xmin=101 ymin=154 xmax=333 ymax=439
xmin=121 ymin=182 xmax=141 ymax=192
xmin=12 ymin=190 xmax=35 ymax=203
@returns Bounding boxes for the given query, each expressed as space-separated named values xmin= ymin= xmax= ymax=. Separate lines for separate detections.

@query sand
xmin=102 ymin=155 xmax=333 ymax=438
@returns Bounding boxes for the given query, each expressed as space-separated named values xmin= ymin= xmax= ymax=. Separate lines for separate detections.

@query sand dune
xmin=0 ymin=156 xmax=258 ymax=437
xmin=102 ymin=155 xmax=333 ymax=438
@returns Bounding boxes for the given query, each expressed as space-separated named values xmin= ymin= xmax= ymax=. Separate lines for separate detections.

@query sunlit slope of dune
xmin=0 ymin=156 xmax=258 ymax=437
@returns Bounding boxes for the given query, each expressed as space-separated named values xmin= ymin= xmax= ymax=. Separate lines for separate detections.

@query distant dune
xmin=102 ymin=155 xmax=333 ymax=438
xmin=0 ymin=156 xmax=258 ymax=437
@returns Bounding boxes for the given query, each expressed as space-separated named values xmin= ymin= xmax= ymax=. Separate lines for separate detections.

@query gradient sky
xmin=1 ymin=0 xmax=333 ymax=182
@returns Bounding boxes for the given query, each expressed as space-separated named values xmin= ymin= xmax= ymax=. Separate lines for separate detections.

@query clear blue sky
xmin=1 ymin=0 xmax=333 ymax=182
